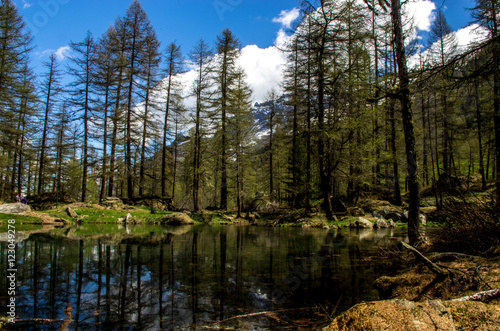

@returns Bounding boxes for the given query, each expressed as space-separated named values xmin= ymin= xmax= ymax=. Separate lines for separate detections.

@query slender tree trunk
xmin=220 ymin=62 xmax=228 ymax=210
xmin=100 ymin=85 xmax=110 ymax=203
xmin=172 ymin=118 xmax=178 ymax=202
xmin=390 ymin=98 xmax=402 ymax=205
xmin=421 ymin=93 xmax=429 ymax=186
xmin=81 ymin=64 xmax=90 ymax=202
xmin=269 ymin=110 xmax=274 ymax=199
xmin=162 ymin=74 xmax=172 ymax=198
xmin=38 ymin=59 xmax=55 ymax=196
xmin=391 ymin=0 xmax=420 ymax=245
xmin=125 ymin=16 xmax=139 ymax=200
xmin=193 ymin=67 xmax=202 ymax=211
xmin=317 ymin=40 xmax=334 ymax=218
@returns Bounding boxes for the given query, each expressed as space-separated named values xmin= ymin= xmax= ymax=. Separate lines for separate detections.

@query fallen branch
xmin=401 ymin=241 xmax=447 ymax=277
xmin=212 ymin=307 xmax=312 ymax=326
xmin=430 ymin=252 xmax=478 ymax=262
xmin=452 ymin=288 xmax=500 ymax=302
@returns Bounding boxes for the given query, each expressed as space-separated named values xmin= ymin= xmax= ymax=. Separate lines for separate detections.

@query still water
xmin=0 ymin=224 xmax=405 ymax=330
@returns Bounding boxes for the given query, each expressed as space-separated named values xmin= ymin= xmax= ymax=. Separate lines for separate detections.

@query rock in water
xmin=0 ymin=203 xmax=31 ymax=214
xmin=374 ymin=218 xmax=389 ymax=228
xmin=349 ymin=217 xmax=374 ymax=228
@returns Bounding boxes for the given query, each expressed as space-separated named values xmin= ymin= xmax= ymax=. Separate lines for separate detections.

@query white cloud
xmin=175 ymin=44 xmax=286 ymax=105
xmin=37 ymin=45 xmax=71 ymax=61
xmin=272 ymin=8 xmax=300 ymax=29
xmin=408 ymin=24 xmax=490 ymax=68
xmin=455 ymin=24 xmax=489 ymax=49
xmin=238 ymin=45 xmax=287 ymax=102
xmin=22 ymin=0 xmax=32 ymax=9
xmin=404 ymin=0 xmax=436 ymax=32
xmin=54 ymin=45 xmax=70 ymax=60
xmin=275 ymin=28 xmax=293 ymax=49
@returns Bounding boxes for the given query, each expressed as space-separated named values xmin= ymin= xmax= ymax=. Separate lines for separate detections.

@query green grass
xmin=0 ymin=213 xmax=43 ymax=223
xmin=42 ymin=205 xmax=174 ymax=223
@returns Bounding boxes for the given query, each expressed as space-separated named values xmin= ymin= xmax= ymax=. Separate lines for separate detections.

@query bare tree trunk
xmin=391 ymin=0 xmax=421 ymax=245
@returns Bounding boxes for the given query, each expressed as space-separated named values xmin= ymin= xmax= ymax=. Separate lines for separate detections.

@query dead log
xmin=452 ymin=288 xmax=500 ymax=302
xmin=401 ymin=241 xmax=447 ymax=277
xmin=430 ymin=252 xmax=478 ymax=262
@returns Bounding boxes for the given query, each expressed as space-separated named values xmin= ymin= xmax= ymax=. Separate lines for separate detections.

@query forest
xmin=0 ymin=0 xmax=499 ymax=235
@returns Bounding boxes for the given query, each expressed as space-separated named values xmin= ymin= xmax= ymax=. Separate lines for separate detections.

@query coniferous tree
xmin=68 ymin=31 xmax=97 ymax=202
xmin=138 ymin=31 xmax=161 ymax=197
xmin=471 ymin=0 xmax=500 ymax=205
xmin=214 ymin=28 xmax=240 ymax=211
xmin=116 ymin=0 xmax=158 ymax=199
xmin=229 ymin=70 xmax=254 ymax=217
xmin=190 ymin=38 xmax=213 ymax=211
xmin=95 ymin=28 xmax=119 ymax=202
xmin=428 ymin=9 xmax=458 ymax=177
xmin=0 ymin=0 xmax=35 ymax=200
xmin=38 ymin=54 xmax=63 ymax=196
xmin=161 ymin=41 xmax=184 ymax=198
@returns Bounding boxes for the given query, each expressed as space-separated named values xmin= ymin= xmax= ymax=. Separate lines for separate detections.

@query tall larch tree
xmin=0 ymin=0 xmax=34 ymax=200
xmin=161 ymin=41 xmax=184 ymax=198
xmin=214 ymin=28 xmax=240 ymax=211
xmin=38 ymin=54 xmax=62 ymax=196
xmin=138 ymin=30 xmax=161 ymax=196
xmin=68 ymin=31 xmax=97 ymax=202
xmin=190 ymin=38 xmax=213 ymax=211
xmin=471 ymin=0 xmax=500 ymax=206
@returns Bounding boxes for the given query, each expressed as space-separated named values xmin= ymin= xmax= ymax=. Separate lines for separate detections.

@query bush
xmin=431 ymin=197 xmax=500 ymax=255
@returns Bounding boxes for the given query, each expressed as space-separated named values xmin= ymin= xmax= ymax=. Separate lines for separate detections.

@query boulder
xmin=385 ymin=212 xmax=404 ymax=222
xmin=420 ymin=213 xmax=427 ymax=226
xmin=101 ymin=197 xmax=123 ymax=207
xmin=161 ymin=212 xmax=195 ymax=225
xmin=350 ymin=217 xmax=373 ymax=229
xmin=66 ymin=206 xmax=78 ymax=218
xmin=325 ymin=299 xmax=456 ymax=331
xmin=374 ymin=218 xmax=389 ymax=229
xmin=0 ymin=203 xmax=31 ymax=214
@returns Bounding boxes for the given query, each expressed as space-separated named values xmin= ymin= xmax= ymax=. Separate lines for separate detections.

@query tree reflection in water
xmin=0 ymin=225 xmax=404 ymax=330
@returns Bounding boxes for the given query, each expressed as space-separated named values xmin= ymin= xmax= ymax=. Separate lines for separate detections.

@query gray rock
xmin=66 ymin=206 xmax=78 ymax=218
xmin=385 ymin=212 xmax=403 ymax=222
xmin=0 ymin=203 xmax=31 ymax=214
xmin=374 ymin=218 xmax=389 ymax=228
xmin=350 ymin=217 xmax=373 ymax=228
xmin=420 ymin=213 xmax=427 ymax=226
xmin=101 ymin=197 xmax=123 ymax=206
xmin=161 ymin=212 xmax=195 ymax=225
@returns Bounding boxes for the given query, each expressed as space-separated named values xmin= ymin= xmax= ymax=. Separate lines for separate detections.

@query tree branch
xmin=401 ymin=241 xmax=447 ymax=277
xmin=452 ymin=289 xmax=500 ymax=302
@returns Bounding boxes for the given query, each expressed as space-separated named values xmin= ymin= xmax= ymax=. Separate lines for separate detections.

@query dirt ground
xmin=325 ymin=253 xmax=500 ymax=330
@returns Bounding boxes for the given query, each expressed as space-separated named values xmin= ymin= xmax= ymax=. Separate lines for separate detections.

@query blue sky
xmin=14 ymin=0 xmax=477 ymax=101
xmin=17 ymin=0 xmax=475 ymax=60
xmin=17 ymin=0 xmax=296 ymax=62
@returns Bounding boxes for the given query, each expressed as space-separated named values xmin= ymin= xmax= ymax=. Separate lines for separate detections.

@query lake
xmin=0 ymin=224 xmax=406 ymax=330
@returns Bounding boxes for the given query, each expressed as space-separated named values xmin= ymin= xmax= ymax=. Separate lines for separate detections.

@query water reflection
xmin=0 ymin=225 xmax=405 ymax=330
